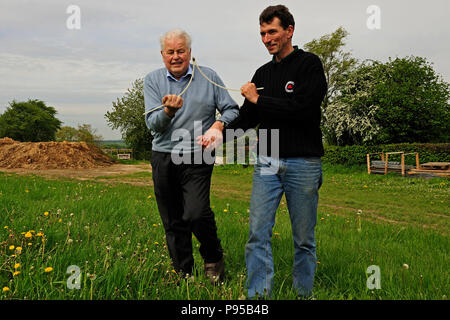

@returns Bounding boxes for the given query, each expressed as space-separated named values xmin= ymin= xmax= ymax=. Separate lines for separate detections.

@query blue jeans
xmin=245 ymin=155 xmax=323 ymax=298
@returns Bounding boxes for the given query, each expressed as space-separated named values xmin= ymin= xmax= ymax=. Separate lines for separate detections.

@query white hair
xmin=159 ymin=29 xmax=192 ymax=51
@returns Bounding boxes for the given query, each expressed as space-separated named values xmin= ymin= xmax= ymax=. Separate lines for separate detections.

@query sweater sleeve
xmin=257 ymin=55 xmax=327 ymax=120
xmin=225 ymin=71 xmax=261 ymax=132
xmin=144 ymin=73 xmax=172 ymax=133
xmin=211 ymin=71 xmax=239 ymax=125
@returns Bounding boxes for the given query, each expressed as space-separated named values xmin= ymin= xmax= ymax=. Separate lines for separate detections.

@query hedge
xmin=322 ymin=143 xmax=450 ymax=166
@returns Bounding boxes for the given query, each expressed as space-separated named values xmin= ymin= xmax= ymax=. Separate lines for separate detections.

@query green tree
xmin=105 ymin=79 xmax=153 ymax=160
xmin=374 ymin=56 xmax=449 ymax=144
xmin=55 ymin=126 xmax=79 ymax=142
xmin=324 ymin=61 xmax=383 ymax=146
xmin=76 ymin=124 xmax=103 ymax=144
xmin=326 ymin=56 xmax=450 ymax=145
xmin=304 ymin=27 xmax=358 ymax=112
xmin=0 ymin=99 xmax=62 ymax=142
xmin=56 ymin=124 xmax=103 ymax=144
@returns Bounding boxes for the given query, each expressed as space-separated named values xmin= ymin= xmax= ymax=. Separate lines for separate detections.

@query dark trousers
xmin=151 ymin=151 xmax=223 ymax=274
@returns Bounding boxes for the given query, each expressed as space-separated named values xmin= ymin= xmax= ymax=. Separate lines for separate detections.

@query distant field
xmin=0 ymin=164 xmax=448 ymax=300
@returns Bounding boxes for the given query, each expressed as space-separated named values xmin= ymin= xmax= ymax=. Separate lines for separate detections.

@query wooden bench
xmin=367 ymin=152 xmax=419 ymax=177
xmin=102 ymin=148 xmax=133 ymax=160
xmin=117 ymin=153 xmax=131 ymax=160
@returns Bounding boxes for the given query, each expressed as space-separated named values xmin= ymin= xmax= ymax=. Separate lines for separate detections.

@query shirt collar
xmin=272 ymin=45 xmax=299 ymax=64
xmin=166 ymin=64 xmax=193 ymax=82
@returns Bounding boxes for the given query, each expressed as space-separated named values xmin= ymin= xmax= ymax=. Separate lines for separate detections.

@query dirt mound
xmin=0 ymin=137 xmax=115 ymax=169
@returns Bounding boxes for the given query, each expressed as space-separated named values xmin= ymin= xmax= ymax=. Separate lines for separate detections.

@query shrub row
xmin=322 ymin=143 xmax=450 ymax=166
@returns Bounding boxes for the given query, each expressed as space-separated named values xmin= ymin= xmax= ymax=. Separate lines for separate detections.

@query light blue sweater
xmin=144 ymin=64 xmax=239 ymax=154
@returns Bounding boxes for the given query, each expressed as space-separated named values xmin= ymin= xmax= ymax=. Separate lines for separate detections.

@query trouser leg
xmin=151 ymin=152 xmax=194 ymax=274
xmin=181 ymin=163 xmax=223 ymax=264
xmin=282 ymin=157 xmax=322 ymax=296
xmin=245 ymin=156 xmax=283 ymax=298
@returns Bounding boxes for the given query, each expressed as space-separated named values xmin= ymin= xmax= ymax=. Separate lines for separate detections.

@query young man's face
xmin=161 ymin=36 xmax=191 ymax=79
xmin=260 ymin=17 xmax=294 ymax=58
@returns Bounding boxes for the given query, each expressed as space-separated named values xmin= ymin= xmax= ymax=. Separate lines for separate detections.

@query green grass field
xmin=0 ymin=164 xmax=448 ymax=300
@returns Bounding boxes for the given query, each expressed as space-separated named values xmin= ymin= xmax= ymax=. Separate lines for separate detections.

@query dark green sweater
xmin=227 ymin=47 xmax=327 ymax=158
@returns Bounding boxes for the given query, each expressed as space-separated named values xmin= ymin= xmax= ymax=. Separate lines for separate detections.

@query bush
xmin=323 ymin=143 xmax=450 ymax=165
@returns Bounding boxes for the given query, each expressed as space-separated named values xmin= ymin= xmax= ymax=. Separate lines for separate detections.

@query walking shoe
xmin=204 ymin=257 xmax=225 ymax=284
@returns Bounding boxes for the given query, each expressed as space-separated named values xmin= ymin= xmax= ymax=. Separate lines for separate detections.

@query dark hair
xmin=259 ymin=5 xmax=295 ymax=29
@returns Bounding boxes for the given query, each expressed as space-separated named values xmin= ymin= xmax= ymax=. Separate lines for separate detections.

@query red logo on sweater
xmin=285 ymin=81 xmax=294 ymax=93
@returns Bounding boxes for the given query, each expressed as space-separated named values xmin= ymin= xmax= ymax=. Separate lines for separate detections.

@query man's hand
xmin=162 ymin=94 xmax=183 ymax=118
xmin=196 ymin=121 xmax=224 ymax=150
xmin=240 ymin=82 xmax=259 ymax=104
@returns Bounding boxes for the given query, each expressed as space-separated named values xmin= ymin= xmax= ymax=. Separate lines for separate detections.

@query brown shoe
xmin=204 ymin=257 xmax=225 ymax=284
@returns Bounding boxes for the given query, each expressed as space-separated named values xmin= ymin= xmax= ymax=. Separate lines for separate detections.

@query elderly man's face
xmin=161 ymin=37 xmax=191 ymax=80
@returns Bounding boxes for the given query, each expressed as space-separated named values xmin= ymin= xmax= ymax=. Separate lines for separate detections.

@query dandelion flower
xmin=9 ymin=245 xmax=15 ymax=250
xmin=3 ymin=226 xmax=8 ymax=229
xmin=24 ymin=231 xmax=32 ymax=238
xmin=2 ymin=287 xmax=9 ymax=292
xmin=44 ymin=211 xmax=49 ymax=216
xmin=37 ymin=232 xmax=44 ymax=237
xmin=223 ymin=209 xmax=228 ymax=213
xmin=13 ymin=271 xmax=20 ymax=277
xmin=15 ymin=247 xmax=22 ymax=252
xmin=14 ymin=263 xmax=20 ymax=269
xmin=44 ymin=267 xmax=53 ymax=273
xmin=28 ymin=243 xmax=32 ymax=246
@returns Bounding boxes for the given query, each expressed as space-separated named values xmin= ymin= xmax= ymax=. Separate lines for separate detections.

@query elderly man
xmin=225 ymin=5 xmax=327 ymax=298
xmin=144 ymin=29 xmax=239 ymax=282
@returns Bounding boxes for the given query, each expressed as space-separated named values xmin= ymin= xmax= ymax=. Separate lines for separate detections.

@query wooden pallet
xmin=408 ymin=162 xmax=450 ymax=177
xmin=367 ymin=152 xmax=419 ymax=177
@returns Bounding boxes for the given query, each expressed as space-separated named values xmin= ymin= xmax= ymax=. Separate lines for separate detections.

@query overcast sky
xmin=1 ymin=0 xmax=449 ymax=140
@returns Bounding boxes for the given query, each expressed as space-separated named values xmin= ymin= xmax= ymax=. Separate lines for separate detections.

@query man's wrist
xmin=251 ymin=94 xmax=259 ymax=104
xmin=164 ymin=107 xmax=175 ymax=118
xmin=215 ymin=120 xmax=225 ymax=131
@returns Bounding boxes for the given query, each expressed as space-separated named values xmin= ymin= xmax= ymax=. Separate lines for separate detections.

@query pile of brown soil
xmin=0 ymin=137 xmax=115 ymax=169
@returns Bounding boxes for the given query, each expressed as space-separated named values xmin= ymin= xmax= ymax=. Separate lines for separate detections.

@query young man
xmin=144 ymin=29 xmax=239 ymax=283
xmin=228 ymin=5 xmax=327 ymax=298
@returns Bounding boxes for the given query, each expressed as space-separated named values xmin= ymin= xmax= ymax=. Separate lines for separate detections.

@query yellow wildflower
xmin=2 ymin=287 xmax=9 ymax=292
xmin=9 ymin=245 xmax=15 ymax=250
xmin=13 ymin=271 xmax=20 ymax=277
xmin=14 ymin=263 xmax=20 ymax=269
xmin=37 ymin=232 xmax=44 ymax=237
xmin=44 ymin=267 xmax=53 ymax=273
xmin=15 ymin=246 xmax=22 ymax=252
xmin=24 ymin=231 xmax=32 ymax=238
xmin=44 ymin=211 xmax=49 ymax=216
